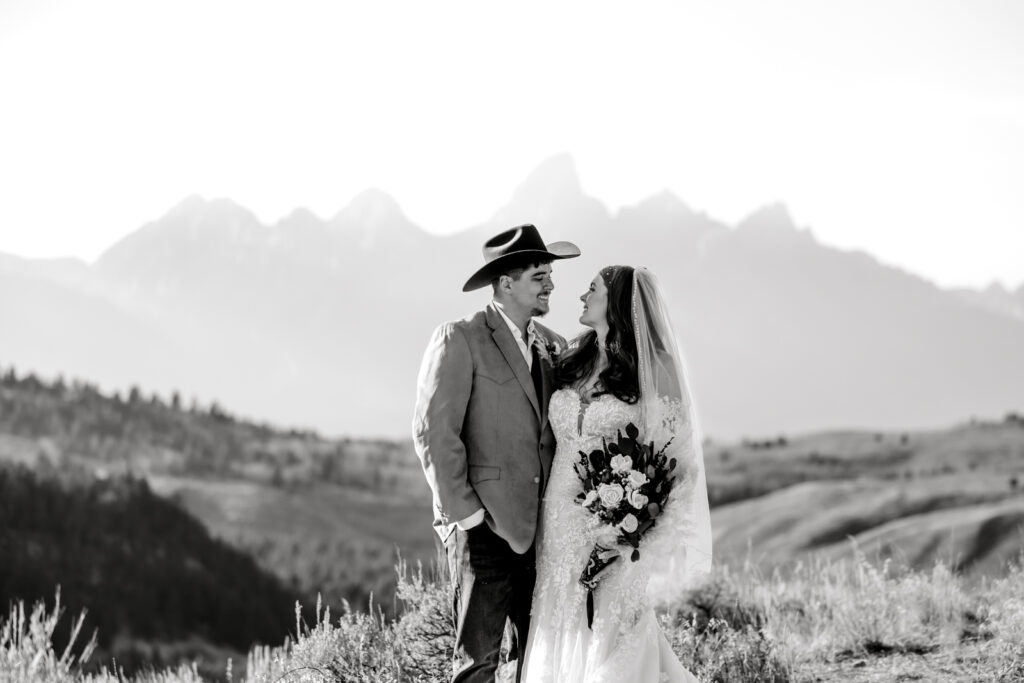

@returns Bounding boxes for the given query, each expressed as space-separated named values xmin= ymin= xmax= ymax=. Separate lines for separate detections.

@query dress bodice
xmin=547 ymin=388 xmax=642 ymax=502
xmin=549 ymin=387 xmax=643 ymax=445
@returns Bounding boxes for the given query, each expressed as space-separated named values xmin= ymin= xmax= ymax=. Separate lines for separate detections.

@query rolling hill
xmin=708 ymin=419 xmax=1024 ymax=575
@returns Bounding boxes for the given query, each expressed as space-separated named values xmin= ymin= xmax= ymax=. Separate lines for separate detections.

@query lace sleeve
xmin=641 ymin=394 xmax=713 ymax=604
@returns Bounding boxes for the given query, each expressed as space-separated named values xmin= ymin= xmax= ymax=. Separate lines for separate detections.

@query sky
xmin=1 ymin=0 xmax=1021 ymax=290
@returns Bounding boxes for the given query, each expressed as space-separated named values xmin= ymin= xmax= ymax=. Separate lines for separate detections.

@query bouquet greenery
xmin=573 ymin=421 xmax=677 ymax=628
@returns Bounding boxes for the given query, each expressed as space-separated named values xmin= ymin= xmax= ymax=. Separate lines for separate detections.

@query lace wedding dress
xmin=519 ymin=387 xmax=699 ymax=683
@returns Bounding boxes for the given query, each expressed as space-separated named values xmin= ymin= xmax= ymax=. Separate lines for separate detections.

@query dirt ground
xmin=497 ymin=643 xmax=1018 ymax=682
xmin=798 ymin=644 xmax=1014 ymax=683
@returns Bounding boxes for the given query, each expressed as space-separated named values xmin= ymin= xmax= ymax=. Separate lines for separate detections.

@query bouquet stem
xmin=578 ymin=544 xmax=619 ymax=629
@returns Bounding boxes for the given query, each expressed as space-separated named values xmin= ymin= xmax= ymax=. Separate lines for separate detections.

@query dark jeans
xmin=445 ymin=523 xmax=536 ymax=683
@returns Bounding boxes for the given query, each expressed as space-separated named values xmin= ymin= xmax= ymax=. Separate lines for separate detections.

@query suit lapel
xmin=486 ymin=305 xmax=541 ymax=420
xmin=535 ymin=337 xmax=555 ymax=431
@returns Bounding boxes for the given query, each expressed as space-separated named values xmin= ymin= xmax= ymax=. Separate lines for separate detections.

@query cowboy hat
xmin=463 ymin=224 xmax=581 ymax=292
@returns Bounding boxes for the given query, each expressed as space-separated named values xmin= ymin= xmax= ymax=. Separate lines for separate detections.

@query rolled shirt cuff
xmin=455 ymin=508 xmax=486 ymax=530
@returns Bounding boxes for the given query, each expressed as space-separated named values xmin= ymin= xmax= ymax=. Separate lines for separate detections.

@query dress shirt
xmin=494 ymin=302 xmax=538 ymax=370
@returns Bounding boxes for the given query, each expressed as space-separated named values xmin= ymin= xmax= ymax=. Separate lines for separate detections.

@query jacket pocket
xmin=468 ymin=465 xmax=501 ymax=484
xmin=478 ymin=367 xmax=515 ymax=385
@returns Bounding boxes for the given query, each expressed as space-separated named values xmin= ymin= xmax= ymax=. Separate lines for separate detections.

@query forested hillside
xmin=0 ymin=364 xmax=435 ymax=627
xmin=0 ymin=365 xmax=422 ymax=493
xmin=0 ymin=464 xmax=302 ymax=675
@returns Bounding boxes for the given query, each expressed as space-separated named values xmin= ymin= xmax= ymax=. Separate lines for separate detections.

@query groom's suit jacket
xmin=413 ymin=302 xmax=565 ymax=554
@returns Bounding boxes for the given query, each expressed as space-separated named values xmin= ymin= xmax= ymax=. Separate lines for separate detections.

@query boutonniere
xmin=545 ymin=338 xmax=563 ymax=360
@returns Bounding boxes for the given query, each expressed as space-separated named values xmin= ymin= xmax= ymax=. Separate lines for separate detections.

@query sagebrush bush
xmin=667 ymin=565 xmax=769 ymax=633
xmin=391 ymin=559 xmax=454 ymax=682
xmin=82 ymin=664 xmax=205 ymax=683
xmin=662 ymin=615 xmax=791 ymax=683
xmin=662 ymin=566 xmax=791 ymax=681
xmin=6 ymin=553 xmax=1024 ymax=682
xmin=766 ymin=552 xmax=972 ymax=660
xmin=977 ymin=563 xmax=1024 ymax=680
xmin=243 ymin=558 xmax=455 ymax=683
xmin=245 ymin=596 xmax=397 ymax=682
xmin=0 ymin=589 xmax=95 ymax=683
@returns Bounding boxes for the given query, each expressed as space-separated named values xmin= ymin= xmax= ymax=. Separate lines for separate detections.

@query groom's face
xmin=505 ymin=263 xmax=554 ymax=318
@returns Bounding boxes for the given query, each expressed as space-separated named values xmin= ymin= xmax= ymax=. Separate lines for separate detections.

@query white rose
xmin=610 ymin=454 xmax=632 ymax=473
xmin=597 ymin=483 xmax=625 ymax=508
xmin=582 ymin=490 xmax=598 ymax=507
xmin=628 ymin=490 xmax=648 ymax=509
xmin=626 ymin=470 xmax=648 ymax=489
xmin=619 ymin=513 xmax=639 ymax=533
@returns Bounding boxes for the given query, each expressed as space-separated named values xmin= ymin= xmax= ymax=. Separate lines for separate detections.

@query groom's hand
xmin=413 ymin=323 xmax=485 ymax=525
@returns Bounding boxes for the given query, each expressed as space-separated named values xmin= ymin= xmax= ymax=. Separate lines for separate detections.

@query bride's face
xmin=579 ymin=274 xmax=608 ymax=328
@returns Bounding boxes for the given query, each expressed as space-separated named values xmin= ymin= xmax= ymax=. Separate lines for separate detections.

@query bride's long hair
xmin=555 ymin=265 xmax=640 ymax=404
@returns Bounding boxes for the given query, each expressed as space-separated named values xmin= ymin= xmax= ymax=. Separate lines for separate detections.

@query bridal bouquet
xmin=573 ymin=422 xmax=677 ymax=628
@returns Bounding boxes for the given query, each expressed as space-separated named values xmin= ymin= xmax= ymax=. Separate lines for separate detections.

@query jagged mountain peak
xmin=953 ymin=279 xmax=1024 ymax=321
xmin=487 ymin=154 xmax=609 ymax=235
xmin=984 ymin=280 xmax=1012 ymax=296
xmin=273 ymin=207 xmax=328 ymax=236
xmin=6 ymin=159 xmax=1024 ymax=441
xmin=279 ymin=206 xmax=323 ymax=224
xmin=162 ymin=194 xmax=256 ymax=223
xmin=331 ymin=188 xmax=423 ymax=249
xmin=335 ymin=188 xmax=407 ymax=224
xmin=169 ymin=193 xmax=207 ymax=212
xmin=513 ymin=153 xmax=582 ymax=199
xmin=738 ymin=202 xmax=797 ymax=232
xmin=143 ymin=195 xmax=263 ymax=243
xmin=96 ymin=195 xmax=268 ymax=277
xmin=733 ymin=203 xmax=818 ymax=248
xmin=623 ymin=189 xmax=695 ymax=218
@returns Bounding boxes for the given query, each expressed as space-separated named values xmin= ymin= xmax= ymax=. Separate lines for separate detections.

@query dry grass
xmin=4 ymin=553 xmax=1024 ymax=682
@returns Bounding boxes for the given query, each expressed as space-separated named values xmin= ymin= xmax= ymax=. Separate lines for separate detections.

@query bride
xmin=520 ymin=265 xmax=713 ymax=683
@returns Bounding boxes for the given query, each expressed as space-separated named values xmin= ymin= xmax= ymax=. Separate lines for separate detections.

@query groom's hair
xmin=491 ymin=258 xmax=553 ymax=293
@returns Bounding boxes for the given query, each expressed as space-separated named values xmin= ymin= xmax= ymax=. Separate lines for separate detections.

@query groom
xmin=413 ymin=224 xmax=580 ymax=682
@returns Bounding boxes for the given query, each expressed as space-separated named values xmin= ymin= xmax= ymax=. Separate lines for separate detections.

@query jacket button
xmin=533 ymin=476 xmax=541 ymax=484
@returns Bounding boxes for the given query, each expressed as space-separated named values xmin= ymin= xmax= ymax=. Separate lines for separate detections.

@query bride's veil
xmin=632 ymin=267 xmax=713 ymax=602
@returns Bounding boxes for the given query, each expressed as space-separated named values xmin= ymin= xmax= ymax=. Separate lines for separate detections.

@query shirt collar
xmin=494 ymin=302 xmax=537 ymax=346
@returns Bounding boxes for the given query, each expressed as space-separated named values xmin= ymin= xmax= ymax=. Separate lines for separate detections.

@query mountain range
xmin=2 ymin=154 xmax=1022 ymax=439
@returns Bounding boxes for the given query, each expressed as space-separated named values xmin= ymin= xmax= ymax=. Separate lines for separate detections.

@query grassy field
xmin=4 ymin=552 xmax=1024 ymax=682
